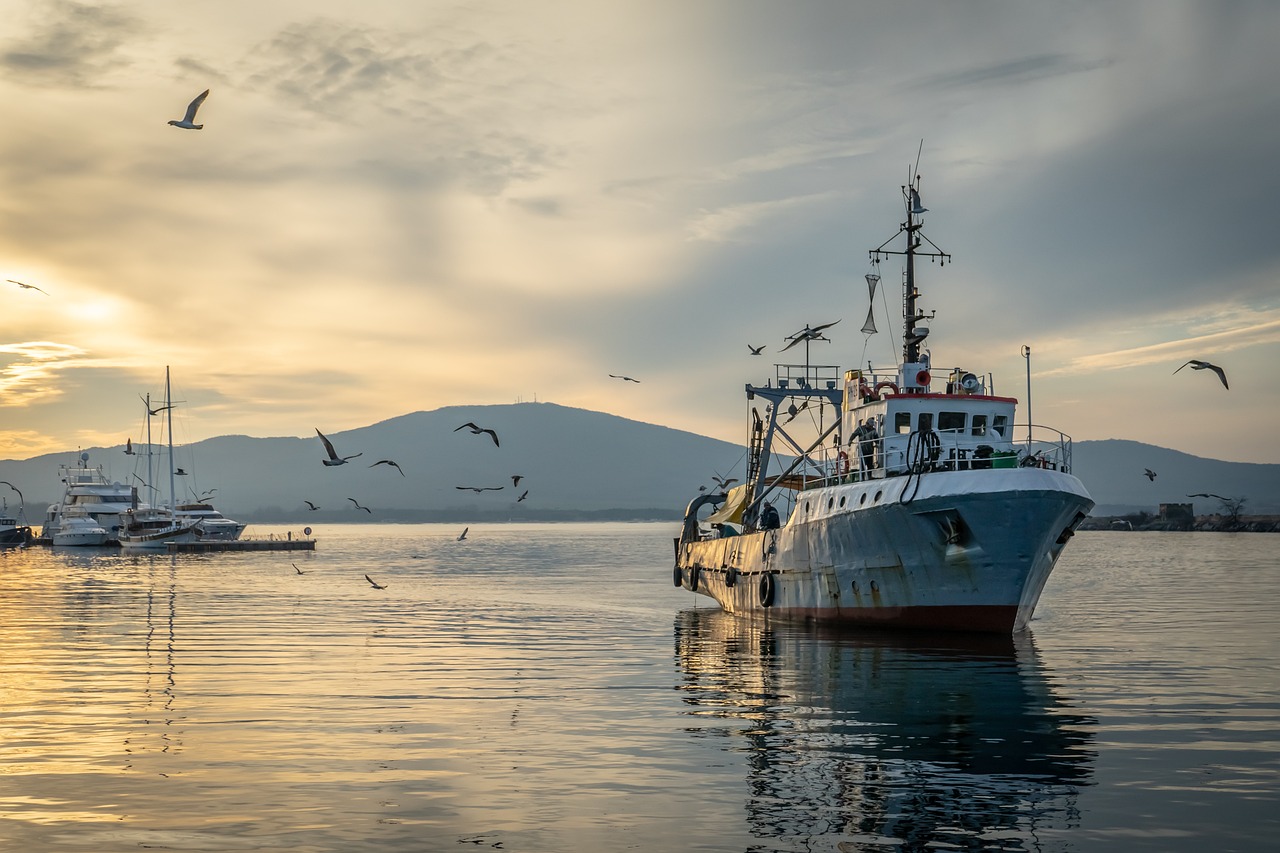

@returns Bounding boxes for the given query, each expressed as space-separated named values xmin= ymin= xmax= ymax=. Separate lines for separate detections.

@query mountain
xmin=2 ymin=404 xmax=1275 ymax=521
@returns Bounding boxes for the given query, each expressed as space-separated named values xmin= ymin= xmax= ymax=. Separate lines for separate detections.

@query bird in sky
xmin=7 ymin=279 xmax=48 ymax=295
xmin=455 ymin=485 xmax=503 ymax=493
xmin=168 ymin=89 xmax=210 ymax=130
xmin=145 ymin=400 xmax=174 ymax=416
xmin=369 ymin=459 xmax=405 ymax=476
xmin=1144 ymin=468 xmax=1157 ymax=481
xmin=609 ymin=374 xmax=641 ymax=383
xmin=780 ymin=320 xmax=840 ymax=352
xmin=1173 ymin=359 xmax=1229 ymax=390
xmin=293 ymin=563 xmax=305 ymax=575
xmin=517 ymin=489 xmax=529 ymax=502
xmin=317 ymin=428 xmax=362 ymax=466
xmin=511 ymin=474 xmax=524 ymax=488
xmin=364 ymin=574 xmax=386 ymax=590
xmin=124 ymin=438 xmax=135 ymax=455
xmin=1188 ymin=492 xmax=1229 ymax=501
xmin=347 ymin=497 xmax=372 ymax=513
xmin=303 ymin=500 xmax=320 ymax=511
xmin=712 ymin=473 xmax=738 ymax=491
xmin=454 ymin=422 xmax=499 ymax=447
xmin=748 ymin=344 xmax=765 ymax=355
xmin=457 ymin=527 xmax=469 ymax=541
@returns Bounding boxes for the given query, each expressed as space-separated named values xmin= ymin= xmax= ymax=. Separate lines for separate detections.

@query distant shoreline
xmin=1080 ymin=515 xmax=1280 ymax=533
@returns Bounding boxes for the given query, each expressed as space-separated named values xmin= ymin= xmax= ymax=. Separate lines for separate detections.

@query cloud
xmin=0 ymin=0 xmax=143 ymax=86
xmin=0 ymin=341 xmax=92 ymax=406
xmin=907 ymin=54 xmax=1111 ymax=91
xmin=688 ymin=192 xmax=838 ymax=243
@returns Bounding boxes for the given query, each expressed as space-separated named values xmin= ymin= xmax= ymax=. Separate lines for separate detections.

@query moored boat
xmin=50 ymin=507 xmax=111 ymax=547
xmin=38 ymin=452 xmax=141 ymax=545
xmin=673 ymin=169 xmax=1093 ymax=634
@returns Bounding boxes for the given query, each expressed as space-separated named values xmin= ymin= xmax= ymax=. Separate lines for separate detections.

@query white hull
xmin=52 ymin=526 xmax=111 ymax=547
xmin=675 ymin=468 xmax=1092 ymax=633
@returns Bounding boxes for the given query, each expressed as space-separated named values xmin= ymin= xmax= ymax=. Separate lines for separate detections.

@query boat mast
xmin=870 ymin=170 xmax=951 ymax=382
xmin=165 ymin=367 xmax=176 ymax=515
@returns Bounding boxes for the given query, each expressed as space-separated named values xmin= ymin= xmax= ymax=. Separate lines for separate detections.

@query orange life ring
xmin=837 ymin=450 xmax=850 ymax=474
xmin=874 ymin=381 xmax=899 ymax=396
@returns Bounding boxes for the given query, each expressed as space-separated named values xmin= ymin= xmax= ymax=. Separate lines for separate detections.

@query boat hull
xmin=675 ymin=468 xmax=1092 ymax=634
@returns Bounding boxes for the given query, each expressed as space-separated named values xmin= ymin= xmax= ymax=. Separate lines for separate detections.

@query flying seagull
xmin=1173 ymin=359 xmax=1229 ymax=390
xmin=748 ymin=344 xmax=765 ymax=355
xmin=293 ymin=563 xmax=305 ymax=575
xmin=455 ymin=485 xmax=503 ymax=493
xmin=511 ymin=474 xmax=524 ymax=488
xmin=145 ymin=401 xmax=174 ymax=416
xmin=1187 ymin=492 xmax=1229 ymax=501
xmin=517 ymin=489 xmax=529 ymax=502
xmin=609 ymin=374 xmax=641 ymax=383
xmin=780 ymin=320 xmax=840 ymax=353
xmin=364 ymin=574 xmax=387 ymax=590
xmin=317 ymin=428 xmax=362 ymax=466
xmin=454 ymin=422 xmax=499 ymax=447
xmin=168 ymin=89 xmax=210 ymax=130
xmin=7 ymin=279 xmax=48 ymax=295
xmin=457 ymin=527 xmax=469 ymax=541
xmin=369 ymin=459 xmax=405 ymax=476
xmin=712 ymin=474 xmax=738 ymax=491
xmin=303 ymin=500 xmax=320 ymax=511
xmin=124 ymin=438 xmax=135 ymax=455
xmin=1144 ymin=468 xmax=1157 ymax=481
xmin=347 ymin=497 xmax=372 ymax=513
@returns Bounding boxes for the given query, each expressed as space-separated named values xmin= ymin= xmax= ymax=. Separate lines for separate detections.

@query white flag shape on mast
xmin=861 ymin=273 xmax=880 ymax=334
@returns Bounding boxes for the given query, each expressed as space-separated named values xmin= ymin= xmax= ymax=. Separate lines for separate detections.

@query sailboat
xmin=672 ymin=168 xmax=1093 ymax=634
xmin=118 ymin=368 xmax=244 ymax=549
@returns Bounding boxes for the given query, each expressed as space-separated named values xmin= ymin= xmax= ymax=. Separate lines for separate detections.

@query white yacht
xmin=39 ymin=452 xmax=140 ymax=545
xmin=51 ymin=507 xmax=111 ymax=547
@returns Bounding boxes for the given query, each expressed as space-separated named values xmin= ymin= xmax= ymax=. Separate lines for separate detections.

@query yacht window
xmin=895 ymin=412 xmax=912 ymax=434
xmin=992 ymin=414 xmax=1008 ymax=437
xmin=938 ymin=411 xmax=965 ymax=433
xmin=918 ymin=412 xmax=934 ymax=432
xmin=971 ymin=414 xmax=988 ymax=436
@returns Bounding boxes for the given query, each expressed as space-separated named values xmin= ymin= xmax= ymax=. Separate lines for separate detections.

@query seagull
xmin=1144 ymin=468 xmax=1157 ymax=481
xmin=712 ymin=474 xmax=738 ymax=491
xmin=364 ymin=574 xmax=387 ymax=590
xmin=317 ymin=428 xmax=362 ymax=466
xmin=7 ymin=279 xmax=48 ymax=295
xmin=1173 ymin=359 xmax=1229 ymax=390
xmin=1188 ymin=493 xmax=1229 ymax=501
xmin=303 ymin=500 xmax=320 ymax=511
xmin=347 ymin=497 xmax=372 ymax=513
xmin=145 ymin=401 xmax=174 ymax=416
xmin=748 ymin=344 xmax=765 ymax=355
xmin=609 ymin=374 xmax=641 ymax=383
xmin=454 ymin=422 xmax=499 ymax=447
xmin=293 ymin=563 xmax=305 ymax=575
xmin=511 ymin=474 xmax=524 ymax=488
xmin=369 ymin=459 xmax=405 ymax=476
xmin=124 ymin=438 xmax=135 ymax=455
xmin=168 ymin=89 xmax=210 ymax=130
xmin=780 ymin=320 xmax=840 ymax=352
xmin=174 ymin=468 xmax=187 ymax=476
xmin=457 ymin=527 xmax=469 ymax=541
xmin=455 ymin=485 xmax=503 ymax=493
xmin=517 ymin=489 xmax=529 ymax=502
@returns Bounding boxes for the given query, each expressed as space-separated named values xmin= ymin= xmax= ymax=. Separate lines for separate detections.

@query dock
xmin=167 ymin=538 xmax=316 ymax=553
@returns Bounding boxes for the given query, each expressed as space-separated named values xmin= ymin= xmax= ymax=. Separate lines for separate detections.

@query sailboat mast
xmin=903 ymin=201 xmax=922 ymax=364
xmin=165 ymin=367 xmax=176 ymax=514
xmin=145 ymin=393 xmax=155 ymax=506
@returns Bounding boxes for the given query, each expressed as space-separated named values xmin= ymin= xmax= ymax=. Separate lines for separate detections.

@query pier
xmin=167 ymin=537 xmax=316 ymax=553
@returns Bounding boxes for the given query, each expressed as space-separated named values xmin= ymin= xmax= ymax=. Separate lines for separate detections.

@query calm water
xmin=1 ymin=526 xmax=1277 ymax=852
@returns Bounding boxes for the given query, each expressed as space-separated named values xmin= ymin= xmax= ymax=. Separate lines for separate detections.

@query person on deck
xmin=851 ymin=417 xmax=879 ymax=480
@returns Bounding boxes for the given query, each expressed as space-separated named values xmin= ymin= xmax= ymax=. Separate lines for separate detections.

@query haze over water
xmin=1 ymin=525 xmax=1277 ymax=852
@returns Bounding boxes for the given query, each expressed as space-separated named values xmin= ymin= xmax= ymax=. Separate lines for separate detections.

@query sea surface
xmin=1 ymin=525 xmax=1277 ymax=852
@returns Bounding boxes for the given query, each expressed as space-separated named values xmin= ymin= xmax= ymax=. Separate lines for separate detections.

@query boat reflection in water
xmin=674 ymin=610 xmax=1096 ymax=851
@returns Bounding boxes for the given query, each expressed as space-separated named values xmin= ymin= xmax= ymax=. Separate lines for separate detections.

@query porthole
xmin=804 ymin=501 xmax=810 ymax=513
xmin=839 ymin=495 xmax=847 ymax=508
xmin=827 ymin=498 xmax=834 ymax=510
xmin=870 ymin=580 xmax=879 ymax=593
xmin=874 ymin=490 xmax=883 ymax=503
xmin=859 ymin=493 xmax=867 ymax=506
xmin=851 ymin=580 xmax=859 ymax=594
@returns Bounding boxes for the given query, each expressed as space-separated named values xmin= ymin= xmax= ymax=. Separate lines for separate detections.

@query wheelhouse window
xmin=971 ymin=414 xmax=988 ymax=436
xmin=992 ymin=414 xmax=1009 ymax=437
xmin=938 ymin=411 xmax=965 ymax=433
xmin=895 ymin=412 xmax=912 ymax=434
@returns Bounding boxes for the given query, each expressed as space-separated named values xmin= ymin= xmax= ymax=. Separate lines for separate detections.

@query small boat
xmin=1 ymin=510 xmax=35 ymax=548
xmin=673 ymin=168 xmax=1093 ymax=634
xmin=50 ymin=507 xmax=111 ymax=547
xmin=175 ymin=503 xmax=247 ymax=541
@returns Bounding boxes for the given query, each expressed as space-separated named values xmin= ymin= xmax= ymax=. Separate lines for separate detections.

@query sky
xmin=2 ymin=0 xmax=1278 ymax=464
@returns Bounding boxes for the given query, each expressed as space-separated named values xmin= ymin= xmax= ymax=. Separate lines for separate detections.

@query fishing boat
xmin=1 ymin=507 xmax=35 ymax=547
xmin=38 ymin=452 xmax=141 ymax=545
xmin=673 ymin=170 xmax=1093 ymax=634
